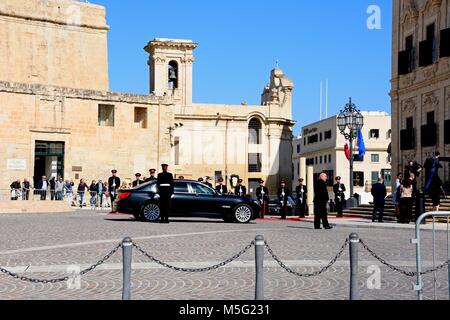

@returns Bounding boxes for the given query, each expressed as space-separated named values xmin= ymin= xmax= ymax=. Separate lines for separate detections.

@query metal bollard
xmin=122 ymin=237 xmax=133 ymax=300
xmin=349 ymin=233 xmax=360 ymax=300
xmin=255 ymin=235 xmax=264 ymax=300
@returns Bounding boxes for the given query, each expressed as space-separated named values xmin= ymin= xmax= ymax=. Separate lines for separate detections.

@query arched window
xmin=248 ymin=118 xmax=262 ymax=144
xmin=168 ymin=60 xmax=178 ymax=89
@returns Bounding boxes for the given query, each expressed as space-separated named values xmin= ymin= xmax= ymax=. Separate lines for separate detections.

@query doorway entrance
xmin=33 ymin=141 xmax=65 ymax=187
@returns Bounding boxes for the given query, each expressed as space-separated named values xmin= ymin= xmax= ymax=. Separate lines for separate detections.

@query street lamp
xmin=337 ymin=97 xmax=364 ymax=208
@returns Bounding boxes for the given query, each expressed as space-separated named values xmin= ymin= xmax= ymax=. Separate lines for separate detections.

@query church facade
xmin=0 ymin=0 xmax=295 ymax=195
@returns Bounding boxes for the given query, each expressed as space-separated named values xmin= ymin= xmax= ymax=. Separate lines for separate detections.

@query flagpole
xmin=320 ymin=81 xmax=323 ymax=120
xmin=325 ymin=79 xmax=328 ymax=118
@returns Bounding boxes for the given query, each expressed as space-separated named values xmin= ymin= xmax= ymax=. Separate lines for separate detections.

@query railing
xmin=1 ymin=233 xmax=449 ymax=300
xmin=0 ymin=189 xmax=113 ymax=210
xmin=413 ymin=211 xmax=450 ymax=300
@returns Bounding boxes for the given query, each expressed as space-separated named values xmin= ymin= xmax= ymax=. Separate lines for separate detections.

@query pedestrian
xmin=277 ymin=179 xmax=291 ymax=220
xmin=22 ymin=178 xmax=31 ymax=200
xmin=120 ymin=181 xmax=129 ymax=190
xmin=77 ymin=178 xmax=89 ymax=208
xmin=10 ymin=179 xmax=21 ymax=200
xmin=371 ymin=177 xmax=387 ymax=222
xmin=144 ymin=169 xmax=157 ymax=183
xmin=49 ymin=177 xmax=56 ymax=200
xmin=314 ymin=172 xmax=332 ymax=230
xmin=333 ymin=176 xmax=346 ymax=218
xmin=295 ymin=178 xmax=307 ymax=217
xmin=95 ymin=179 xmax=105 ymax=208
xmin=37 ymin=176 xmax=48 ymax=200
xmin=178 ymin=176 xmax=185 ymax=180
xmin=256 ymin=179 xmax=269 ymax=219
xmin=103 ymin=181 xmax=110 ymax=208
xmin=215 ymin=177 xmax=228 ymax=195
xmin=392 ymin=173 xmax=403 ymax=215
xmin=157 ymin=163 xmax=174 ymax=224
xmin=89 ymin=180 xmax=98 ymax=208
xmin=132 ymin=173 xmax=143 ymax=187
xmin=423 ymin=151 xmax=450 ymax=211
xmin=204 ymin=176 xmax=213 ymax=188
xmin=198 ymin=177 xmax=204 ymax=183
xmin=64 ymin=179 xmax=74 ymax=205
xmin=55 ymin=177 xmax=64 ymax=200
xmin=108 ymin=169 xmax=121 ymax=213
xmin=398 ymin=178 xmax=414 ymax=224
xmin=234 ymin=179 xmax=247 ymax=197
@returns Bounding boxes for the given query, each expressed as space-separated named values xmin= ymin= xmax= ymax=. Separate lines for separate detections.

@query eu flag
xmin=357 ymin=129 xmax=366 ymax=160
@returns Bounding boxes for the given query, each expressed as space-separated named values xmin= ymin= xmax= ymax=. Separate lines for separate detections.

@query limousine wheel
xmin=142 ymin=203 xmax=160 ymax=222
xmin=234 ymin=204 xmax=252 ymax=223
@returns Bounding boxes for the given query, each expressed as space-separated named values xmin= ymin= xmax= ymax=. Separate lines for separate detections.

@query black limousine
xmin=114 ymin=180 xmax=261 ymax=223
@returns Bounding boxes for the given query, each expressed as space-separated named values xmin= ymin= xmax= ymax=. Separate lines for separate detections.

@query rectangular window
xmin=248 ymin=153 xmax=262 ymax=173
xmin=320 ymin=132 xmax=323 ymax=141
xmin=98 ymin=104 xmax=114 ymax=127
xmin=371 ymin=154 xmax=380 ymax=163
xmin=369 ymin=129 xmax=379 ymax=139
xmin=440 ymin=28 xmax=450 ymax=58
xmin=320 ymin=156 xmax=322 ymax=164
xmin=304 ymin=138 xmax=306 ymax=146
xmin=427 ymin=23 xmax=436 ymax=63
xmin=427 ymin=111 xmax=435 ymax=125
xmin=134 ymin=107 xmax=148 ymax=128
xmin=421 ymin=123 xmax=437 ymax=147
xmin=329 ymin=154 xmax=331 ymax=163
xmin=382 ymin=169 xmax=392 ymax=186
xmin=353 ymin=172 xmax=364 ymax=187
xmin=406 ymin=35 xmax=415 ymax=72
xmin=297 ymin=144 xmax=301 ymax=154
xmin=324 ymin=130 xmax=332 ymax=140
xmin=371 ymin=171 xmax=379 ymax=185
xmin=297 ymin=162 xmax=300 ymax=176
xmin=400 ymin=128 xmax=416 ymax=150
xmin=174 ymin=137 xmax=180 ymax=165
xmin=324 ymin=156 xmax=327 ymax=164
xmin=406 ymin=117 xmax=413 ymax=129
xmin=445 ymin=120 xmax=450 ymax=144
xmin=315 ymin=157 xmax=318 ymax=165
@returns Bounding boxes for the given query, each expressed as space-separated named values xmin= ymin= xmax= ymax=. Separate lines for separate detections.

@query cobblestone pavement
xmin=0 ymin=211 xmax=449 ymax=300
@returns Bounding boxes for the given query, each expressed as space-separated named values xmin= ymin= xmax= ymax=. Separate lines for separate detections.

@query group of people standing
xmin=391 ymin=151 xmax=449 ymax=224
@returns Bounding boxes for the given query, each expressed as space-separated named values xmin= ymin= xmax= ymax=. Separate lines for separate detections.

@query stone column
xmin=307 ymin=166 xmax=314 ymax=215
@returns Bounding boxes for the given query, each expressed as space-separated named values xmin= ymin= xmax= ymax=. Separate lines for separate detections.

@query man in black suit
xmin=277 ymin=179 xmax=291 ymax=220
xmin=204 ymin=176 xmax=213 ymax=188
xmin=132 ymin=173 xmax=144 ymax=187
xmin=215 ymin=177 xmax=228 ymax=195
xmin=314 ymin=172 xmax=332 ymax=230
xmin=256 ymin=179 xmax=269 ymax=219
xmin=234 ymin=179 xmax=247 ymax=197
xmin=22 ymin=178 xmax=31 ymax=200
xmin=144 ymin=169 xmax=157 ymax=183
xmin=371 ymin=177 xmax=387 ymax=222
xmin=295 ymin=178 xmax=307 ymax=218
xmin=157 ymin=163 xmax=174 ymax=223
xmin=333 ymin=176 xmax=346 ymax=217
xmin=108 ymin=170 xmax=121 ymax=213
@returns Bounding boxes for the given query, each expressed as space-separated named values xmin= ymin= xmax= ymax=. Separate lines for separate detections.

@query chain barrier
xmin=264 ymin=239 xmax=349 ymax=278
xmin=0 ymin=243 xmax=122 ymax=283
xmin=359 ymin=239 xmax=450 ymax=277
xmin=133 ymin=241 xmax=255 ymax=272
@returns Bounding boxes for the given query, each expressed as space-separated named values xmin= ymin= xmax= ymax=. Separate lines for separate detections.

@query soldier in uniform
xmin=277 ymin=179 xmax=291 ymax=220
xmin=333 ymin=176 xmax=346 ymax=217
xmin=144 ymin=169 xmax=157 ymax=183
xmin=234 ymin=179 xmax=247 ymax=197
xmin=157 ymin=163 xmax=174 ymax=224
xmin=215 ymin=177 xmax=228 ymax=195
xmin=108 ymin=170 xmax=121 ymax=213
xmin=132 ymin=173 xmax=144 ymax=187
xmin=295 ymin=178 xmax=308 ymax=218
xmin=256 ymin=179 xmax=269 ymax=219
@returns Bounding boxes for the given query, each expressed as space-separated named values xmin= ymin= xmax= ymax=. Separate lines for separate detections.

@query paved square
xmin=0 ymin=210 xmax=448 ymax=300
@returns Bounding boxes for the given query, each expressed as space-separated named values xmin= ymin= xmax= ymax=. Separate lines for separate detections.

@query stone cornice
xmin=144 ymin=40 xmax=198 ymax=53
xmin=175 ymin=114 xmax=296 ymax=126
xmin=390 ymin=66 xmax=450 ymax=97
xmin=0 ymin=81 xmax=173 ymax=105
xmin=0 ymin=10 xmax=109 ymax=31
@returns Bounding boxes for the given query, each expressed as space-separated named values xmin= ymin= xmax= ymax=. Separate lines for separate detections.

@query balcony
xmin=400 ymin=128 xmax=415 ymax=150
xmin=421 ymin=123 xmax=437 ymax=147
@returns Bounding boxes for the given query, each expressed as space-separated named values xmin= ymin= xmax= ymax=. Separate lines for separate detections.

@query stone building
xmin=390 ymin=0 xmax=450 ymax=187
xmin=299 ymin=112 xmax=392 ymax=204
xmin=0 ymin=0 xmax=295 ymax=195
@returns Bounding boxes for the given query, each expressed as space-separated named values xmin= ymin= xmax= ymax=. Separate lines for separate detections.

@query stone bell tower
xmin=144 ymin=38 xmax=197 ymax=106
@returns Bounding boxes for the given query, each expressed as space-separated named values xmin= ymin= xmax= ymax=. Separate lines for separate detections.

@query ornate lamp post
xmin=337 ymin=98 xmax=364 ymax=208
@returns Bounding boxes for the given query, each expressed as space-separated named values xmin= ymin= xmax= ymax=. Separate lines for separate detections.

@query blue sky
xmin=91 ymin=0 xmax=392 ymax=135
